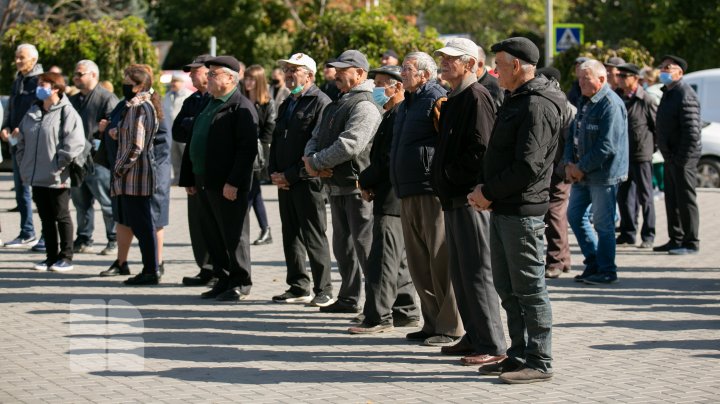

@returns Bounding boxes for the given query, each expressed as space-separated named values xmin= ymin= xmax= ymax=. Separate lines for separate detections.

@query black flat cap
xmin=604 ymin=56 xmax=626 ymax=67
xmin=369 ymin=65 xmax=402 ymax=82
xmin=616 ymin=63 xmax=641 ymax=76
xmin=382 ymin=49 xmax=399 ymax=60
xmin=183 ymin=54 xmax=212 ymax=72
xmin=537 ymin=67 xmax=561 ymax=82
xmin=328 ymin=50 xmax=370 ymax=71
xmin=204 ymin=55 xmax=241 ymax=73
xmin=660 ymin=54 xmax=688 ymax=72
xmin=490 ymin=37 xmax=539 ymax=65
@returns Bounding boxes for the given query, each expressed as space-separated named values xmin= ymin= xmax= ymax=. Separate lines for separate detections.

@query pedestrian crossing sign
xmin=554 ymin=23 xmax=584 ymax=55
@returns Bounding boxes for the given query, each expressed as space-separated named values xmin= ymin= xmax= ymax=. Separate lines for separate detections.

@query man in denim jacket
xmin=564 ymin=59 xmax=628 ymax=285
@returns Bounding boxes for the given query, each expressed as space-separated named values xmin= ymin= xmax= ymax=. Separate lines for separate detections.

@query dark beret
xmin=382 ymin=49 xmax=399 ymax=60
xmin=183 ymin=54 xmax=212 ymax=72
xmin=537 ymin=67 xmax=561 ymax=82
xmin=604 ymin=56 xmax=626 ymax=67
xmin=369 ymin=65 xmax=402 ymax=82
xmin=490 ymin=37 xmax=540 ymax=65
xmin=660 ymin=54 xmax=688 ymax=72
xmin=204 ymin=55 xmax=241 ymax=73
xmin=616 ymin=63 xmax=641 ymax=76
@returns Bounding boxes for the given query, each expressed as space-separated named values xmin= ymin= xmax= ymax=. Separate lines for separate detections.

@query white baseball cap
xmin=278 ymin=53 xmax=317 ymax=74
xmin=434 ymin=38 xmax=479 ymax=60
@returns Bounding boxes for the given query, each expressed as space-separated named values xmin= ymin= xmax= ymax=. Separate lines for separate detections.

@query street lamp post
xmin=545 ymin=0 xmax=553 ymax=66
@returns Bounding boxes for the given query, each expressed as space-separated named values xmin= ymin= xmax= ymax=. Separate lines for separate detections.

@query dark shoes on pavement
xmin=460 ymin=353 xmax=507 ymax=366
xmin=498 ymin=366 xmax=553 ymax=384
xmin=272 ymin=290 xmax=312 ymax=304
xmin=307 ymin=292 xmax=335 ymax=307
xmin=440 ymin=335 xmax=474 ymax=356
xmin=252 ymin=227 xmax=273 ymax=245
xmin=424 ymin=334 xmax=460 ymax=347
xmin=478 ymin=358 xmax=522 ymax=375
xmin=393 ymin=317 xmax=420 ymax=328
xmin=583 ymin=272 xmax=618 ymax=285
xmin=183 ymin=269 xmax=216 ymax=286
xmin=615 ymin=235 xmax=635 ymax=245
xmin=99 ymin=260 xmax=131 ymax=277
xmin=216 ymin=287 xmax=250 ymax=302
xmin=124 ymin=272 xmax=160 ymax=286
xmin=319 ymin=299 xmax=360 ymax=313
xmin=348 ymin=322 xmax=394 ymax=334
xmin=406 ymin=330 xmax=435 ymax=341
xmin=653 ymin=241 xmax=680 ymax=252
xmin=574 ymin=266 xmax=598 ymax=282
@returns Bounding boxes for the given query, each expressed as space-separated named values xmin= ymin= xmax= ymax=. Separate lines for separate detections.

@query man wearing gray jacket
xmin=303 ymin=50 xmax=382 ymax=313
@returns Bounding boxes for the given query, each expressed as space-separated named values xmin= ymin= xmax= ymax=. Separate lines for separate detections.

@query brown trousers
xmin=544 ymin=176 xmax=572 ymax=271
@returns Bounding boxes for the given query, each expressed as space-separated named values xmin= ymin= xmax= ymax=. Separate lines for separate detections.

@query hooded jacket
xmin=16 ymin=95 xmax=85 ymax=188
xmin=623 ymin=85 xmax=657 ymax=162
xmin=2 ymin=63 xmax=43 ymax=131
xmin=482 ymin=76 xmax=566 ymax=216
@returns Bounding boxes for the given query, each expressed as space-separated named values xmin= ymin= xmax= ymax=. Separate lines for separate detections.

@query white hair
xmin=76 ymin=60 xmax=99 ymax=77
xmin=405 ymin=52 xmax=437 ymax=78
xmin=477 ymin=47 xmax=487 ymax=63
xmin=579 ymin=59 xmax=607 ymax=79
xmin=16 ymin=43 xmax=38 ymax=59
xmin=460 ymin=54 xmax=479 ymax=73
xmin=503 ymin=52 xmax=535 ymax=74
xmin=221 ymin=67 xmax=240 ymax=84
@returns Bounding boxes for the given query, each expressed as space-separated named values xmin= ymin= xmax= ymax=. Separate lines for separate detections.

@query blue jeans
xmin=11 ymin=147 xmax=34 ymax=238
xmin=70 ymin=164 xmax=117 ymax=243
xmin=567 ymin=183 xmax=618 ymax=274
xmin=490 ymin=213 xmax=552 ymax=373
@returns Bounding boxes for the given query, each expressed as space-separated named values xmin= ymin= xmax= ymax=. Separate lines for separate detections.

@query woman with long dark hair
xmin=243 ymin=64 xmax=276 ymax=245
xmin=109 ymin=65 xmax=163 ymax=285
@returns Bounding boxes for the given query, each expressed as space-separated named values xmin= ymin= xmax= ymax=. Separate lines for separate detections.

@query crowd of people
xmin=0 ymin=37 xmax=703 ymax=384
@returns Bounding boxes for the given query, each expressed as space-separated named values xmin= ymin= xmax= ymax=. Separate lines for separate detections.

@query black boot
xmin=252 ymin=227 xmax=272 ymax=245
xmin=183 ymin=268 xmax=216 ymax=286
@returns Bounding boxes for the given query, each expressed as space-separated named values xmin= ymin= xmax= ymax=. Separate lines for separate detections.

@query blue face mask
xmin=372 ymin=87 xmax=390 ymax=107
xmin=36 ymin=86 xmax=53 ymax=101
xmin=659 ymin=72 xmax=675 ymax=86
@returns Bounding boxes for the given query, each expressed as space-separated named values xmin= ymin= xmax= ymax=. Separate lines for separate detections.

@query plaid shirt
xmin=111 ymin=93 xmax=159 ymax=196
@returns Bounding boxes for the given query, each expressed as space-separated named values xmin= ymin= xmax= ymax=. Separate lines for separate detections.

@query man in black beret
xmin=468 ymin=36 xmax=564 ymax=384
xmin=604 ymin=56 xmax=626 ymax=91
xmin=179 ymin=55 xmax=260 ymax=301
xmin=653 ymin=55 xmax=701 ymax=255
xmin=615 ymin=63 xmax=658 ymax=250
xmin=381 ymin=49 xmax=400 ymax=66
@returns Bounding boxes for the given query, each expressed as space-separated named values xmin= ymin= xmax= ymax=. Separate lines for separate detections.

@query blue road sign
xmin=554 ymin=24 xmax=584 ymax=55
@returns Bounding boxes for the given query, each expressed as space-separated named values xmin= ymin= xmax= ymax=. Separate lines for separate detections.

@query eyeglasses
xmin=282 ymin=66 xmax=303 ymax=74
xmin=400 ymin=65 xmax=418 ymax=73
xmin=73 ymin=71 xmax=90 ymax=78
xmin=207 ymin=71 xmax=228 ymax=78
xmin=658 ymin=64 xmax=680 ymax=71
xmin=617 ymin=73 xmax=632 ymax=78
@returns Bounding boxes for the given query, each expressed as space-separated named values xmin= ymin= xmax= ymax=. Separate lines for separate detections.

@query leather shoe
xmin=123 ymin=272 xmax=160 ymax=286
xmin=653 ymin=241 xmax=680 ymax=252
xmin=201 ymin=282 xmax=229 ymax=299
xmin=406 ymin=330 xmax=434 ymax=341
xmin=183 ymin=270 xmax=216 ymax=286
xmin=440 ymin=335 xmax=474 ymax=355
xmin=216 ymin=286 xmax=250 ymax=302
xmin=460 ymin=353 xmax=507 ymax=366
xmin=252 ymin=227 xmax=273 ymax=245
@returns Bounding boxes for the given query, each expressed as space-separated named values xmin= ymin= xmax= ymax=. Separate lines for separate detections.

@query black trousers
xmin=362 ymin=214 xmax=419 ymax=325
xmin=196 ymin=176 xmax=252 ymax=291
xmin=278 ymin=179 xmax=332 ymax=296
xmin=116 ymin=195 xmax=158 ymax=274
xmin=445 ymin=206 xmax=506 ymax=355
xmin=618 ymin=161 xmax=655 ymax=243
xmin=664 ymin=159 xmax=700 ymax=249
xmin=32 ymin=187 xmax=73 ymax=263
xmin=187 ymin=192 xmax=212 ymax=272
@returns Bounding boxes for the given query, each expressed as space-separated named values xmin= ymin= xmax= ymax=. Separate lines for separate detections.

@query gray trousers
xmin=445 ymin=206 xmax=506 ymax=355
xmin=171 ymin=141 xmax=185 ymax=185
xmin=362 ymin=214 xmax=419 ymax=325
xmin=400 ymin=194 xmax=463 ymax=337
xmin=329 ymin=193 xmax=373 ymax=305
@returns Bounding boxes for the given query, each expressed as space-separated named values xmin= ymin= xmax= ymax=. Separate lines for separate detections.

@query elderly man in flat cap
xmin=303 ymin=49 xmax=382 ymax=314
xmin=431 ymin=38 xmax=506 ymax=360
xmin=615 ymin=63 xmax=658 ymax=250
xmin=653 ymin=55 xmax=701 ymax=255
xmin=604 ymin=56 xmax=626 ymax=92
xmin=468 ymin=37 xmax=565 ymax=384
xmin=179 ymin=55 xmax=259 ymax=302
xmin=268 ymin=53 xmax=335 ymax=308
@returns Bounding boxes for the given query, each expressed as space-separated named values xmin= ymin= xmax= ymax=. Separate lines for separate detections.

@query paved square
xmin=1 ymin=174 xmax=718 ymax=403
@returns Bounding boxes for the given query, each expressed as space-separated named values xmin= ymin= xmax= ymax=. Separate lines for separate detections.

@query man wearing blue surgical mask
xmin=653 ymin=55 xmax=702 ymax=255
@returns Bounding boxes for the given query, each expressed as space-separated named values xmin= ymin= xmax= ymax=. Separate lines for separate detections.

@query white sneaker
xmin=33 ymin=260 xmax=51 ymax=271
xmin=4 ymin=236 xmax=38 ymax=249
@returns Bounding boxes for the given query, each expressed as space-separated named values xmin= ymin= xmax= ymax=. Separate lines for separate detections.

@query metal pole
xmin=210 ymin=36 xmax=217 ymax=57
xmin=545 ymin=0 xmax=553 ymax=66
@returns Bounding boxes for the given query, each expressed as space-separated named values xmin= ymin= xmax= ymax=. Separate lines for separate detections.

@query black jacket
xmin=178 ymin=89 xmax=259 ymax=192
xmin=482 ymin=76 xmax=565 ymax=216
xmin=320 ymin=81 xmax=341 ymax=102
xmin=359 ymin=104 xmax=401 ymax=216
xmin=2 ymin=64 xmax=43 ymax=131
xmin=432 ymin=81 xmax=495 ymax=211
xmin=268 ymin=85 xmax=331 ymax=186
xmin=623 ymin=86 xmax=657 ymax=162
xmin=171 ymin=91 xmax=211 ymax=143
xmin=477 ymin=70 xmax=504 ymax=109
xmin=656 ymin=79 xmax=702 ymax=163
xmin=255 ymin=99 xmax=276 ymax=145
xmin=69 ymin=85 xmax=119 ymax=167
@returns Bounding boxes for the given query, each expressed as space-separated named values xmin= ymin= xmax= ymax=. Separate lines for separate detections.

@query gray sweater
xmin=17 ymin=95 xmax=85 ymax=188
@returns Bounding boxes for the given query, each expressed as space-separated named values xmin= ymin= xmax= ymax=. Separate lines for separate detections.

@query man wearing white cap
xmin=269 ymin=53 xmax=335 ymax=307
xmin=432 ymin=38 xmax=507 ymax=358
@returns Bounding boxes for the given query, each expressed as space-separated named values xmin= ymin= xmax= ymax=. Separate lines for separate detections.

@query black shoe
xmin=478 ymin=358 xmax=523 ymax=376
xmin=124 ymin=272 xmax=160 ymax=285
xmin=653 ymin=241 xmax=681 ymax=252
xmin=99 ymin=260 xmax=131 ymax=277
xmin=615 ymin=235 xmax=635 ymax=245
xmin=183 ymin=269 xmax=216 ymax=286
xmin=252 ymin=227 xmax=273 ymax=245
xmin=319 ymin=299 xmax=360 ymax=313
xmin=574 ymin=266 xmax=598 ymax=282
xmin=406 ymin=330 xmax=435 ymax=341
xmin=216 ymin=286 xmax=250 ymax=301
xmin=7 ymin=206 xmax=19 ymax=212
xmin=201 ymin=282 xmax=229 ymax=299
xmin=393 ymin=317 xmax=420 ymax=328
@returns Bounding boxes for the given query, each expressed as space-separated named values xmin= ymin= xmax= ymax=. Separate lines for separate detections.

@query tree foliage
xmin=1 ymin=16 xmax=159 ymax=94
